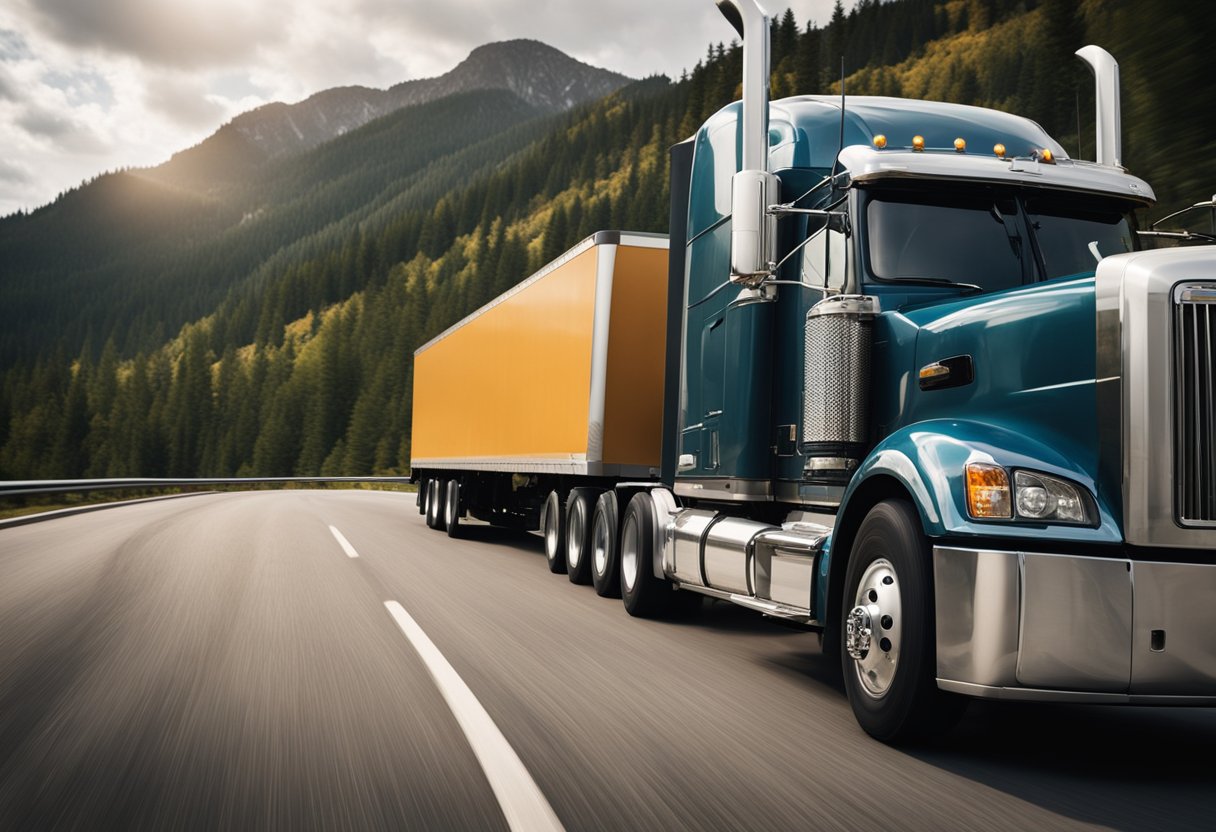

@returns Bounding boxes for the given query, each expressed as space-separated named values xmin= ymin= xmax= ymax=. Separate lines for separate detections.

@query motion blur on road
xmin=0 ymin=490 xmax=1212 ymax=830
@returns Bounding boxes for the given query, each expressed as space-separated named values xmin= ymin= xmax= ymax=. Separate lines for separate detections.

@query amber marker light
xmin=1040 ymin=148 xmax=1055 ymax=163
xmin=912 ymin=135 xmax=925 ymax=151
xmin=994 ymin=143 xmax=1006 ymax=158
xmin=954 ymin=137 xmax=966 ymax=152
xmin=965 ymin=463 xmax=1012 ymax=519
xmin=873 ymin=134 xmax=888 ymax=149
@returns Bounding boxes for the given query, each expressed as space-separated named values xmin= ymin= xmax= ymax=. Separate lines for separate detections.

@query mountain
xmin=152 ymin=40 xmax=631 ymax=188
xmin=0 ymin=38 xmax=635 ymax=365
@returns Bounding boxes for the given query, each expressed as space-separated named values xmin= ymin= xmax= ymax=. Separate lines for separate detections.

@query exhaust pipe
xmin=1075 ymin=45 xmax=1122 ymax=168
xmin=716 ymin=0 xmax=777 ymax=283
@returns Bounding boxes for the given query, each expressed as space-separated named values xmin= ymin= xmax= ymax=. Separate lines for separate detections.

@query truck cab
xmin=648 ymin=0 xmax=1216 ymax=741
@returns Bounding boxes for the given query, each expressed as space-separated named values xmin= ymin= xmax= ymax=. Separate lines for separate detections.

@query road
xmin=0 ymin=490 xmax=1212 ymax=831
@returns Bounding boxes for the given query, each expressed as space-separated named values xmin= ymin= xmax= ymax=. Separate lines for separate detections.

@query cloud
xmin=144 ymin=73 xmax=227 ymax=129
xmin=21 ymin=0 xmax=289 ymax=69
xmin=0 ymin=27 xmax=34 ymax=60
xmin=0 ymin=157 xmax=34 ymax=184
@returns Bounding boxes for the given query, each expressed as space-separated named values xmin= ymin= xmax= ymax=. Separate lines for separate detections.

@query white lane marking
xmin=329 ymin=525 xmax=360 ymax=558
xmin=383 ymin=600 xmax=564 ymax=832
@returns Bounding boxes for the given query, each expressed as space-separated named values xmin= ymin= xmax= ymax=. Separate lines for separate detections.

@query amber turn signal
xmin=912 ymin=135 xmax=925 ymax=151
xmin=873 ymin=134 xmax=888 ymax=149
xmin=966 ymin=463 xmax=1012 ymax=519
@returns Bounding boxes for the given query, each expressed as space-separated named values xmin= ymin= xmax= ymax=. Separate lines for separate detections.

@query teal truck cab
xmin=630 ymin=0 xmax=1216 ymax=740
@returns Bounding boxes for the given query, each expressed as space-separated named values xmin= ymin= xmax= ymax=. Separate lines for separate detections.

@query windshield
xmin=863 ymin=184 xmax=1138 ymax=293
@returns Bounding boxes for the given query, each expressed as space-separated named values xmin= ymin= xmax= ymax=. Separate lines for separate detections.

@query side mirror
xmin=730 ymin=169 xmax=778 ymax=283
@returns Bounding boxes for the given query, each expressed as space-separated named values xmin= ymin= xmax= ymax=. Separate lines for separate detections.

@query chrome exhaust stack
xmin=716 ymin=0 xmax=778 ymax=284
xmin=1076 ymin=45 xmax=1122 ymax=168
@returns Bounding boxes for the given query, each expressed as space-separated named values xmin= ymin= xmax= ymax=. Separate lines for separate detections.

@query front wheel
xmin=841 ymin=499 xmax=963 ymax=743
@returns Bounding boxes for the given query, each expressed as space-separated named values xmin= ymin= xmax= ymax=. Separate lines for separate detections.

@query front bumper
xmin=933 ymin=546 xmax=1216 ymax=703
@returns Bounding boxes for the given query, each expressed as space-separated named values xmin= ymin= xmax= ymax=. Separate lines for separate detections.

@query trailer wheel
xmin=543 ymin=490 xmax=567 ymax=574
xmin=444 ymin=479 xmax=462 ymax=538
xmin=427 ymin=479 xmax=447 ymax=531
xmin=620 ymin=492 xmax=676 ymax=617
xmin=590 ymin=491 xmax=620 ymax=597
xmin=841 ymin=499 xmax=963 ymax=743
xmin=565 ymin=488 xmax=596 ymax=585
xmin=417 ymin=477 xmax=428 ymax=516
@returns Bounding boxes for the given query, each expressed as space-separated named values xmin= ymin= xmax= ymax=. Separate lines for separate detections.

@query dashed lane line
xmin=383 ymin=600 xmax=564 ymax=832
xmin=328 ymin=525 xmax=360 ymax=558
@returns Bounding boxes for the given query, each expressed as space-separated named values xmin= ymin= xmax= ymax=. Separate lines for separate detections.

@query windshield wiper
xmin=892 ymin=278 xmax=983 ymax=295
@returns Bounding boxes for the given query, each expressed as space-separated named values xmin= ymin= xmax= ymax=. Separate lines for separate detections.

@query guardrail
xmin=0 ymin=477 xmax=413 ymax=498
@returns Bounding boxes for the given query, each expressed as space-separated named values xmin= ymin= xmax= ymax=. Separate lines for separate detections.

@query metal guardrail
xmin=0 ymin=477 xmax=413 ymax=498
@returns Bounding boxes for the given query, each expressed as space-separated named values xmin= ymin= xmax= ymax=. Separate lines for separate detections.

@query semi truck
xmin=412 ymin=0 xmax=1216 ymax=742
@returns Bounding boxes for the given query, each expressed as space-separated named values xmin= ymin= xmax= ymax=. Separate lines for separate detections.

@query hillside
xmin=1 ymin=0 xmax=1213 ymax=480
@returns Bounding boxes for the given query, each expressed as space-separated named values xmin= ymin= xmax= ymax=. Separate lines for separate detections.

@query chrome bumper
xmin=934 ymin=546 xmax=1216 ymax=704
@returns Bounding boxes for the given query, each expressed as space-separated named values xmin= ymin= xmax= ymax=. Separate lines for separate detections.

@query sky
xmin=0 ymin=0 xmax=843 ymax=217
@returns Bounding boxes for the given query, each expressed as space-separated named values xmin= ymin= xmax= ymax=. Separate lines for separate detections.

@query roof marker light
xmin=994 ymin=143 xmax=1006 ymax=158
xmin=873 ymin=134 xmax=887 ymax=149
xmin=1040 ymin=148 xmax=1055 ymax=163
xmin=954 ymin=138 xmax=966 ymax=152
xmin=912 ymin=135 xmax=925 ymax=151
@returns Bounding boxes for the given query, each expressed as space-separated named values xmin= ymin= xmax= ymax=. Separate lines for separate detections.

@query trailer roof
xmin=413 ymin=230 xmax=668 ymax=356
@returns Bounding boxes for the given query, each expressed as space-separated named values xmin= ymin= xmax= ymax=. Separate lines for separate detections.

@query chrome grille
xmin=1174 ymin=284 xmax=1216 ymax=525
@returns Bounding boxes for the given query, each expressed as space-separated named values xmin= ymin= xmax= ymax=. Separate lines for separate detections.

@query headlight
xmin=965 ymin=464 xmax=1095 ymax=525
xmin=1013 ymin=470 xmax=1091 ymax=524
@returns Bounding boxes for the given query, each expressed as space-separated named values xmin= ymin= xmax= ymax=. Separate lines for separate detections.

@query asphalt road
xmin=0 ymin=490 xmax=1212 ymax=831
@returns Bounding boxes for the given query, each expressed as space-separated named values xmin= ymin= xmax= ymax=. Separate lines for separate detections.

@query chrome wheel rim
xmin=592 ymin=512 xmax=609 ymax=576
xmin=621 ymin=514 xmax=639 ymax=592
xmin=567 ymin=499 xmax=585 ymax=568
xmin=847 ymin=558 xmax=902 ymax=698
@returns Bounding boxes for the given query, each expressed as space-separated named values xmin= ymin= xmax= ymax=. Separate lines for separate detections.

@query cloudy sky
xmin=0 ymin=0 xmax=843 ymax=216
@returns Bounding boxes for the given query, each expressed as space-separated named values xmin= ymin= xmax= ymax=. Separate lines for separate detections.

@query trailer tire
xmin=418 ymin=477 xmax=428 ymax=516
xmin=841 ymin=499 xmax=963 ymax=743
xmin=444 ymin=479 xmax=462 ymax=538
xmin=427 ymin=479 xmax=447 ymax=531
xmin=543 ymin=490 xmax=567 ymax=574
xmin=620 ymin=492 xmax=675 ymax=618
xmin=590 ymin=491 xmax=621 ymax=597
xmin=565 ymin=488 xmax=596 ymax=584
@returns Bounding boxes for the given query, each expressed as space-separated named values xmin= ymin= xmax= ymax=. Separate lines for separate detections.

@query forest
xmin=1 ymin=0 xmax=1212 ymax=480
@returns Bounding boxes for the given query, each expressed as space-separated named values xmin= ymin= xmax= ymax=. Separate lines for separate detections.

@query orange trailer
xmin=411 ymin=231 xmax=672 ymax=577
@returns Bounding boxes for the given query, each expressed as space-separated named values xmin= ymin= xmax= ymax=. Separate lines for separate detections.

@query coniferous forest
xmin=1 ymin=0 xmax=1213 ymax=480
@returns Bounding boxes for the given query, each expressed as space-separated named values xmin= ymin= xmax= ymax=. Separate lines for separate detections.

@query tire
xmin=543 ymin=490 xmax=567 ymax=574
xmin=590 ymin=491 xmax=621 ymax=597
xmin=620 ymin=492 xmax=676 ymax=617
xmin=444 ymin=478 xmax=462 ymax=538
xmin=427 ymin=479 xmax=447 ymax=531
xmin=565 ymin=488 xmax=597 ymax=584
xmin=418 ymin=477 xmax=428 ymax=515
xmin=840 ymin=499 xmax=964 ymax=743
